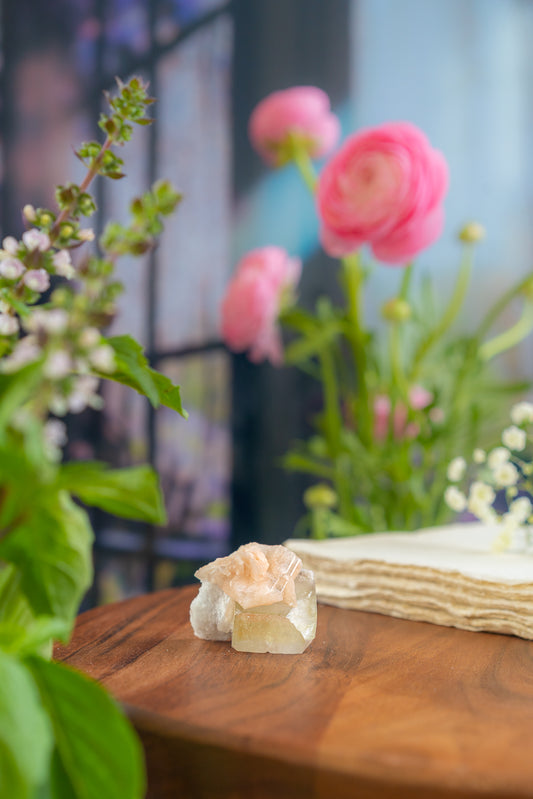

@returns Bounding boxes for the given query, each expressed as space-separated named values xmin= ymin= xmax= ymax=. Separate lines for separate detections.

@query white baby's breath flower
xmin=493 ymin=461 xmax=519 ymax=489
xmin=0 ymin=257 xmax=25 ymax=279
xmin=22 ymin=229 xmax=50 ymax=252
xmin=43 ymin=350 xmax=72 ymax=380
xmin=23 ymin=269 xmax=50 ymax=293
xmin=445 ymin=486 xmax=467 ymax=513
xmin=468 ymin=494 xmax=498 ymax=524
xmin=502 ymin=425 xmax=527 ymax=452
xmin=510 ymin=401 xmax=533 ymax=426
xmin=0 ymin=314 xmax=19 ymax=336
xmin=52 ymin=249 xmax=75 ymax=279
xmin=2 ymin=236 xmax=19 ymax=255
xmin=487 ymin=447 xmax=510 ymax=470
xmin=473 ymin=448 xmax=486 ymax=464
xmin=88 ymin=345 xmax=115 ymax=373
xmin=469 ymin=481 xmax=496 ymax=506
xmin=508 ymin=496 xmax=532 ymax=524
xmin=447 ymin=456 xmax=466 ymax=482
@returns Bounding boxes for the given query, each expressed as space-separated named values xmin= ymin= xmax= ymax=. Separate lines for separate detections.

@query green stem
xmin=410 ymin=246 xmax=473 ymax=380
xmin=475 ymin=272 xmax=533 ymax=341
xmin=390 ymin=264 xmax=413 ymax=400
xmin=479 ymin=302 xmax=533 ymax=361
xmin=319 ymin=347 xmax=342 ymax=458
xmin=288 ymin=136 xmax=318 ymax=193
xmin=342 ymin=253 xmax=371 ymax=444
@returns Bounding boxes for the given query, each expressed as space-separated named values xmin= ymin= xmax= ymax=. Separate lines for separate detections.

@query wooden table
xmin=55 ymin=585 xmax=533 ymax=799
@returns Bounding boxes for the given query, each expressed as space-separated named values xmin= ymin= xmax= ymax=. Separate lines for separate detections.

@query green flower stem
xmin=288 ymin=137 xmax=318 ymax=193
xmin=342 ymin=252 xmax=371 ymax=445
xmin=51 ymin=135 xmax=113 ymax=239
xmin=479 ymin=301 xmax=533 ymax=361
xmin=475 ymin=271 xmax=533 ymax=342
xmin=410 ymin=245 xmax=473 ymax=380
xmin=389 ymin=264 xmax=413 ymax=400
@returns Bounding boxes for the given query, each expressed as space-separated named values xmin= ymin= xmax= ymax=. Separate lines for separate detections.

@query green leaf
xmin=0 ymin=362 xmax=43 ymax=438
xmin=59 ymin=461 xmax=167 ymax=524
xmin=29 ymin=658 xmax=146 ymax=799
xmin=0 ymin=616 xmax=71 ymax=657
xmin=103 ymin=335 xmax=187 ymax=417
xmin=284 ymin=321 xmax=341 ymax=365
xmin=0 ymin=651 xmax=53 ymax=799
xmin=0 ymin=492 xmax=93 ymax=623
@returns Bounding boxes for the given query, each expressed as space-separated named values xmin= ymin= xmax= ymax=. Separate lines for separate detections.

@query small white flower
xmin=0 ymin=257 xmax=25 ymax=279
xmin=468 ymin=494 xmax=498 ymax=524
xmin=487 ymin=446 xmax=510 ymax=469
xmin=0 ymin=314 xmax=19 ymax=336
xmin=22 ymin=205 xmax=36 ymax=222
xmin=469 ymin=481 xmax=496 ymax=505
xmin=52 ymin=249 xmax=75 ymax=279
xmin=445 ymin=486 xmax=467 ymax=513
xmin=68 ymin=375 xmax=101 ymax=413
xmin=473 ymin=448 xmax=486 ymax=464
xmin=78 ymin=228 xmax=95 ymax=242
xmin=493 ymin=461 xmax=519 ymax=488
xmin=44 ymin=419 xmax=67 ymax=448
xmin=509 ymin=496 xmax=532 ymax=523
xmin=43 ymin=350 xmax=72 ymax=379
xmin=25 ymin=308 xmax=68 ymax=334
xmin=48 ymin=395 xmax=68 ymax=416
xmin=2 ymin=236 xmax=19 ymax=254
xmin=23 ymin=269 xmax=50 ymax=293
xmin=502 ymin=425 xmax=527 ymax=452
xmin=447 ymin=456 xmax=466 ymax=482
xmin=22 ymin=229 xmax=50 ymax=252
xmin=88 ymin=344 xmax=115 ymax=373
xmin=78 ymin=327 xmax=101 ymax=349
xmin=510 ymin=401 xmax=533 ymax=426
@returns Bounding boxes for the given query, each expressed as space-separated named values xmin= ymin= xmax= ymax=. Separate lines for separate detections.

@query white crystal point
xmin=194 ymin=542 xmax=302 ymax=609
xmin=189 ymin=581 xmax=234 ymax=641
xmin=232 ymin=569 xmax=317 ymax=654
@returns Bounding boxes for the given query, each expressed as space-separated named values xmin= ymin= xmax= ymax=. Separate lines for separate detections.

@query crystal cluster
xmin=190 ymin=543 xmax=317 ymax=654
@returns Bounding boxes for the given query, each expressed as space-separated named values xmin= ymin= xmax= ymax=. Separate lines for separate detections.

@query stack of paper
xmin=284 ymin=524 xmax=533 ymax=639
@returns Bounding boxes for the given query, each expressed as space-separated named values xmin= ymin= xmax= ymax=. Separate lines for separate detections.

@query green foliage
xmin=0 ymin=75 xmax=187 ymax=798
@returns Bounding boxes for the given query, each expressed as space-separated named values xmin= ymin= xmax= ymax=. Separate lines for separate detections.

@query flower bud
xmin=458 ymin=222 xmax=485 ymax=244
xmin=52 ymin=249 xmax=75 ymax=279
xmin=381 ymin=297 xmax=412 ymax=323
xmin=23 ymin=204 xmax=36 ymax=222
xmin=2 ymin=236 xmax=19 ymax=255
xmin=78 ymin=228 xmax=95 ymax=242
xmin=22 ymin=229 xmax=51 ymax=252
xmin=303 ymin=483 xmax=338 ymax=510
xmin=23 ymin=269 xmax=50 ymax=293
xmin=0 ymin=314 xmax=19 ymax=336
xmin=0 ymin=258 xmax=25 ymax=279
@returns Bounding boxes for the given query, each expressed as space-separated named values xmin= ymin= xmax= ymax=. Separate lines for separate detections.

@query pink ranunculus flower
xmin=221 ymin=247 xmax=301 ymax=365
xmin=373 ymin=386 xmax=434 ymax=442
xmin=249 ymin=87 xmax=340 ymax=166
xmin=317 ymin=122 xmax=448 ymax=265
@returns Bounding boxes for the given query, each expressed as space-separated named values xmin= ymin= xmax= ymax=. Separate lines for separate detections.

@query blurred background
xmin=1 ymin=0 xmax=533 ymax=604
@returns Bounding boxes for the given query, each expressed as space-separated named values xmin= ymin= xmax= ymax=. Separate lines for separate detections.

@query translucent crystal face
xmin=190 ymin=544 xmax=317 ymax=654
xmin=232 ymin=569 xmax=317 ymax=654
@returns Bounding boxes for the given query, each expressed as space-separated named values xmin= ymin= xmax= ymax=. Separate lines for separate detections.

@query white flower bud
xmin=26 ymin=308 xmax=69 ymax=335
xmin=447 ymin=456 xmax=466 ymax=482
xmin=44 ymin=419 xmax=68 ymax=448
xmin=2 ymin=236 xmax=19 ymax=254
xmin=502 ymin=425 xmax=527 ymax=452
xmin=23 ymin=269 xmax=50 ymax=293
xmin=52 ymin=249 xmax=75 ymax=279
xmin=78 ymin=229 xmax=95 ymax=242
xmin=89 ymin=344 xmax=115 ymax=373
xmin=23 ymin=205 xmax=36 ymax=222
xmin=0 ymin=257 xmax=25 ymax=279
xmin=78 ymin=327 xmax=101 ymax=349
xmin=43 ymin=350 xmax=72 ymax=379
xmin=444 ymin=486 xmax=467 ymax=513
xmin=473 ymin=448 xmax=486 ymax=464
xmin=22 ymin=229 xmax=50 ymax=252
xmin=0 ymin=314 xmax=19 ymax=335
xmin=510 ymin=401 xmax=533 ymax=425
xmin=48 ymin=395 xmax=68 ymax=416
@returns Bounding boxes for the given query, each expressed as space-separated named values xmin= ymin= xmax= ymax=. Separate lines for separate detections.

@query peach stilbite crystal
xmin=194 ymin=542 xmax=302 ymax=609
xmin=190 ymin=543 xmax=317 ymax=654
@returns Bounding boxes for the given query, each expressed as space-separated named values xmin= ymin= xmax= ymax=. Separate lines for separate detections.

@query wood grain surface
xmin=55 ymin=585 xmax=533 ymax=799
